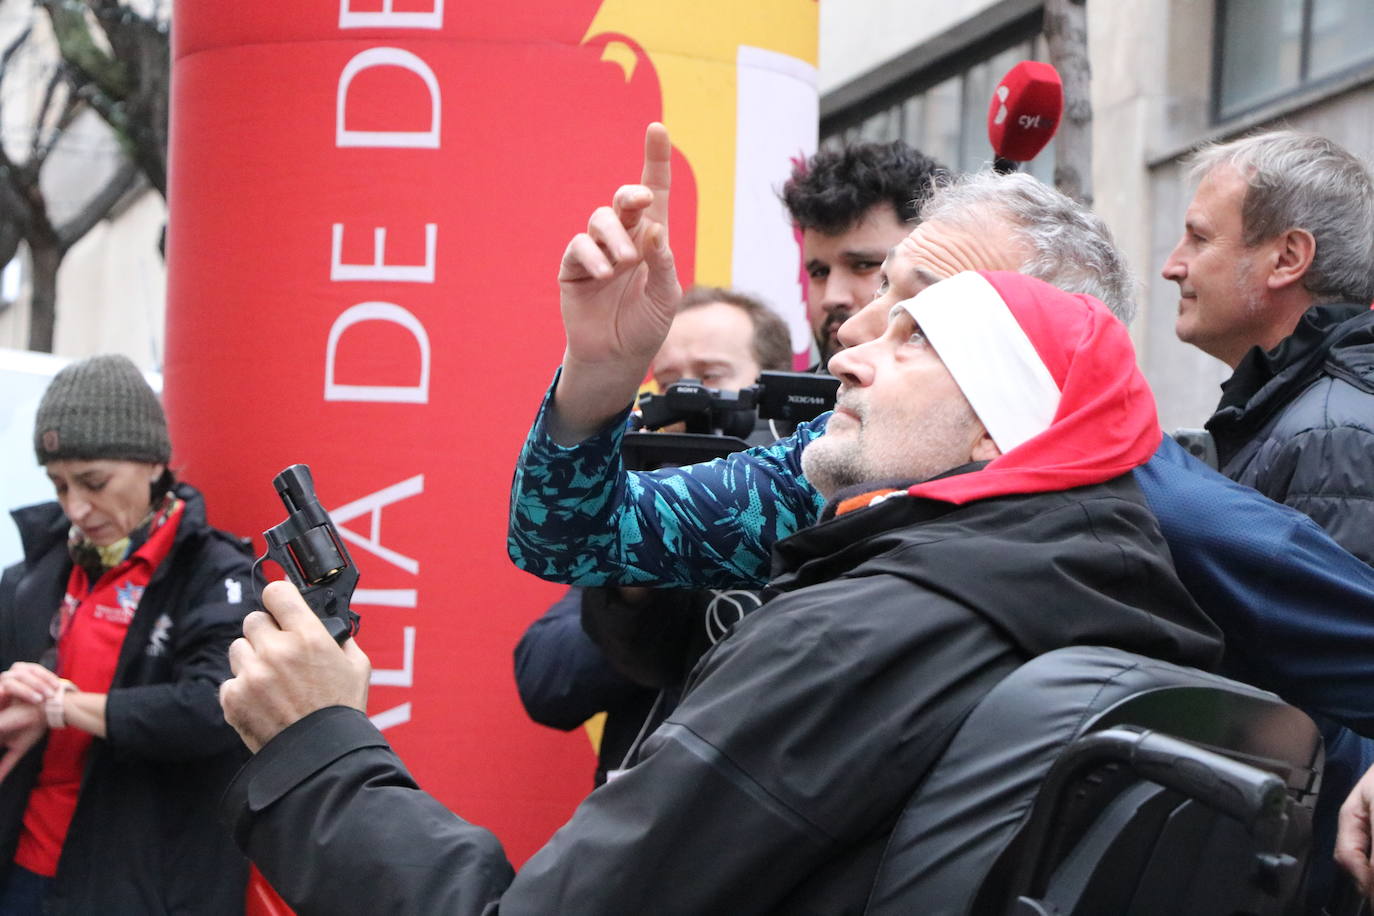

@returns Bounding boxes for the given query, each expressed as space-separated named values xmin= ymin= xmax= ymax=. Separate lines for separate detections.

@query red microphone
xmin=987 ymin=61 xmax=1063 ymax=173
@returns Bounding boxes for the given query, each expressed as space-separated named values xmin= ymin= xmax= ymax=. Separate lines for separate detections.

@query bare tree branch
xmin=0 ymin=2 xmax=156 ymax=351
xmin=0 ymin=222 xmax=20 ymax=271
xmin=88 ymin=0 xmax=144 ymax=66
xmin=0 ymin=23 xmax=33 ymax=85
xmin=1044 ymin=0 xmax=1093 ymax=205
xmin=39 ymin=0 xmax=167 ymax=197
xmin=52 ymin=79 xmax=83 ymax=132
xmin=37 ymin=0 xmax=132 ymax=100
xmin=57 ymin=157 xmax=139 ymax=251
xmin=30 ymin=65 xmax=68 ymax=163
xmin=73 ymin=76 xmax=129 ymax=131
xmin=0 ymin=26 xmax=36 ymax=228
xmin=88 ymin=0 xmax=128 ymax=24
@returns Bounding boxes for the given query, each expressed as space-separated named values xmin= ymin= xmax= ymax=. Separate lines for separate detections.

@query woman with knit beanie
xmin=0 ymin=354 xmax=252 ymax=914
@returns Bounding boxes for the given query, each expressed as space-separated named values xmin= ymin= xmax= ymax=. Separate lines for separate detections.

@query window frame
xmin=819 ymin=8 xmax=1043 ymax=145
xmin=1212 ymin=0 xmax=1374 ymax=123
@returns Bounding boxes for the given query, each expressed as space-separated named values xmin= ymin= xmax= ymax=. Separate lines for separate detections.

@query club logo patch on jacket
xmin=117 ymin=580 xmax=145 ymax=617
xmin=94 ymin=580 xmax=143 ymax=625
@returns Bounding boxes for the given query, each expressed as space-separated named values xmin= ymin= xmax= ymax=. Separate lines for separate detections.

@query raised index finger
xmin=641 ymin=122 xmax=671 ymax=233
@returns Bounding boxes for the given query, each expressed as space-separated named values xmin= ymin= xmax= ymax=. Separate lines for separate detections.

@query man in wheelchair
xmin=216 ymin=267 xmax=1230 ymax=915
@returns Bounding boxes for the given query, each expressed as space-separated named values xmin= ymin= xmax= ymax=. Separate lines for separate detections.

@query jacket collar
xmin=9 ymin=482 xmax=212 ymax=570
xmin=817 ymin=462 xmax=990 ymax=522
xmin=1208 ymin=303 xmax=1374 ymax=458
xmin=771 ymin=463 xmax=988 ymax=586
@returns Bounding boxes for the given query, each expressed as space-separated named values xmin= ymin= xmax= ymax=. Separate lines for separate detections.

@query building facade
xmin=0 ymin=3 xmax=168 ymax=371
xmin=820 ymin=0 xmax=1374 ymax=431
xmin=6 ymin=1 xmax=1374 ymax=428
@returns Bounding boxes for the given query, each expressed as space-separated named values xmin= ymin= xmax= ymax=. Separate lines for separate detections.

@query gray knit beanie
xmin=33 ymin=354 xmax=172 ymax=465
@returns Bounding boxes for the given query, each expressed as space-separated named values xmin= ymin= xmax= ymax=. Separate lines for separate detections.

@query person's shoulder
xmin=1275 ymin=308 xmax=1374 ymax=432
xmin=1267 ymin=372 xmax=1374 ymax=440
xmin=168 ymin=482 xmax=255 ymax=573
xmin=936 ymin=477 xmax=1151 ymax=528
xmin=705 ymin=570 xmax=935 ymax=678
xmin=0 ymin=557 xmax=22 ymax=594
xmin=1141 ymin=440 xmax=1275 ymax=515
xmin=7 ymin=500 xmax=67 ymax=567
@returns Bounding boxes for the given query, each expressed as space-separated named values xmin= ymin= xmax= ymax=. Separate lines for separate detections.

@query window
xmin=823 ymin=34 xmax=1055 ymax=183
xmin=1216 ymin=0 xmax=1374 ymax=120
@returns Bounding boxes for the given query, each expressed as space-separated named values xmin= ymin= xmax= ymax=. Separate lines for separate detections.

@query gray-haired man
xmin=507 ymin=126 xmax=1374 ymax=908
xmin=1161 ymin=130 xmax=1374 ymax=562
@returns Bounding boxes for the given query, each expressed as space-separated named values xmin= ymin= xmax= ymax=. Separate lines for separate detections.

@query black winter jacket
xmin=1207 ymin=303 xmax=1374 ymax=564
xmin=516 ymin=584 xmax=761 ymax=785
xmin=513 ymin=587 xmax=660 ymax=786
xmin=222 ymin=473 xmax=1220 ymax=916
xmin=0 ymin=483 xmax=252 ymax=915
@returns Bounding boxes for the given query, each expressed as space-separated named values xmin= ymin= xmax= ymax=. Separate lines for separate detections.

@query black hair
xmin=151 ymin=466 xmax=177 ymax=505
xmin=782 ymin=140 xmax=949 ymax=236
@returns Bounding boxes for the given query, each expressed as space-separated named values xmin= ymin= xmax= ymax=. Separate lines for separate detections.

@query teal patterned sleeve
xmin=508 ymin=376 xmax=828 ymax=589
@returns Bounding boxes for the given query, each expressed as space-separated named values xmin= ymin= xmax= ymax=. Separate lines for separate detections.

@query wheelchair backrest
xmin=861 ymin=645 xmax=1321 ymax=916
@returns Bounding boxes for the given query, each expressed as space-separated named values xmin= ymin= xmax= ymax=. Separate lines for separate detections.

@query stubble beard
xmin=1233 ymin=254 xmax=1267 ymax=321
xmin=1177 ymin=256 xmax=1266 ymax=361
xmin=815 ymin=310 xmax=852 ymax=365
xmin=803 ymin=398 xmax=982 ymax=501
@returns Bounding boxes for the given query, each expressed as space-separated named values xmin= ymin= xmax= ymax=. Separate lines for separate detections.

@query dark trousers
xmin=0 ymin=866 xmax=53 ymax=916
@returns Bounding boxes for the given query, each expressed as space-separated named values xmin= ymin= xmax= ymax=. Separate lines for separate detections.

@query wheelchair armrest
xmin=1008 ymin=726 xmax=1295 ymax=907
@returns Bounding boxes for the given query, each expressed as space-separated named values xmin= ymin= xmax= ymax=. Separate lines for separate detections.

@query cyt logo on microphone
xmin=987 ymin=61 xmax=1064 ymax=166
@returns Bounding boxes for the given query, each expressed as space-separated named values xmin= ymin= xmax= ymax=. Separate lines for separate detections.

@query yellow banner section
xmin=584 ymin=2 xmax=819 ymax=286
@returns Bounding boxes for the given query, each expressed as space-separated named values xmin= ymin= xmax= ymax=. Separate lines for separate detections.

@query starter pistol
xmin=255 ymin=464 xmax=360 ymax=644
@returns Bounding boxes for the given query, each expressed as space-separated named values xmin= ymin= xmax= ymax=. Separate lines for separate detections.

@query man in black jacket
xmin=1160 ymin=129 xmax=1374 ymax=564
xmin=1160 ymin=133 xmax=1374 ymax=898
xmin=219 ymin=267 xmax=1222 ymax=915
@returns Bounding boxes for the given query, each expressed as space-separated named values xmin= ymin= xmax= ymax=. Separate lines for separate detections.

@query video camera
xmin=623 ymin=370 xmax=839 ymax=470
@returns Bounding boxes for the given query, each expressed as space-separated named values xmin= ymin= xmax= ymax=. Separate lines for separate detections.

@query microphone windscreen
xmin=987 ymin=61 xmax=1064 ymax=164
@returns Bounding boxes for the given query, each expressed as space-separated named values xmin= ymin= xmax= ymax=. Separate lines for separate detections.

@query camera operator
xmin=514 ymin=286 xmax=791 ymax=786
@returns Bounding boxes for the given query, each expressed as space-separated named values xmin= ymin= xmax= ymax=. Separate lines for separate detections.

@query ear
xmin=970 ymin=427 xmax=1002 ymax=463
xmin=150 ymin=463 xmax=166 ymax=484
xmin=1265 ymin=228 xmax=1316 ymax=292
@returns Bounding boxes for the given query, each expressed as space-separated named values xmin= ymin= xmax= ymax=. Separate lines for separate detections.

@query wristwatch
xmin=45 ymin=679 xmax=78 ymax=730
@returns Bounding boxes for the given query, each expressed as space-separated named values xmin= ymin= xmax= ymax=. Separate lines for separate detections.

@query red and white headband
xmin=895 ymin=271 xmax=1062 ymax=453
